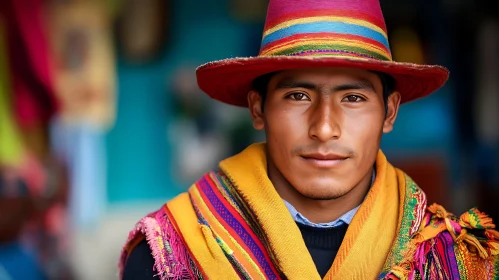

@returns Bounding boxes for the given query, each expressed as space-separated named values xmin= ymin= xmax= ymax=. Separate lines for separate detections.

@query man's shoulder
xmin=124 ymin=191 xmax=194 ymax=245
xmin=119 ymin=191 xmax=201 ymax=279
xmin=122 ymin=239 xmax=158 ymax=280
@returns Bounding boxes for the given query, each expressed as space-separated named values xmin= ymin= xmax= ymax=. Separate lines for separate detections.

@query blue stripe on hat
xmin=261 ymin=21 xmax=390 ymax=51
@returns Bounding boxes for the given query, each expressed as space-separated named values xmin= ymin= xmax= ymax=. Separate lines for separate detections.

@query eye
xmin=286 ymin=92 xmax=310 ymax=101
xmin=342 ymin=95 xmax=365 ymax=102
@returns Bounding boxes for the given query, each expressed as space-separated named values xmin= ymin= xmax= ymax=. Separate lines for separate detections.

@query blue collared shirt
xmin=284 ymin=168 xmax=376 ymax=228
xmin=284 ymin=200 xmax=360 ymax=228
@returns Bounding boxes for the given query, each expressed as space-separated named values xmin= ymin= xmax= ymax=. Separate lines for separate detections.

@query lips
xmin=301 ymin=152 xmax=347 ymax=160
xmin=300 ymin=152 xmax=348 ymax=168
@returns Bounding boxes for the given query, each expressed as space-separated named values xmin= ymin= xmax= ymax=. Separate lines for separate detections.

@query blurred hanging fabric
xmin=0 ymin=0 xmax=73 ymax=279
xmin=0 ymin=0 xmax=58 ymax=129
xmin=44 ymin=0 xmax=117 ymax=229
xmin=45 ymin=0 xmax=117 ymax=278
xmin=46 ymin=0 xmax=117 ymax=130
xmin=0 ymin=20 xmax=24 ymax=168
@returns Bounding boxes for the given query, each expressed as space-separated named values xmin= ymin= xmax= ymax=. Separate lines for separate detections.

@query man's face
xmin=248 ymin=67 xmax=400 ymax=200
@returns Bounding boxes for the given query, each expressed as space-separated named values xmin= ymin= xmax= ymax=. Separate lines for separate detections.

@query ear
xmin=247 ymin=90 xmax=265 ymax=130
xmin=383 ymin=91 xmax=401 ymax=133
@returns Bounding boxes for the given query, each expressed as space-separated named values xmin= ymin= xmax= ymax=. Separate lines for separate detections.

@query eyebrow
xmin=332 ymin=80 xmax=376 ymax=93
xmin=274 ymin=77 xmax=376 ymax=93
xmin=275 ymin=78 xmax=318 ymax=91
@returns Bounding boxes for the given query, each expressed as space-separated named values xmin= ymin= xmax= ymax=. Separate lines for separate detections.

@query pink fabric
xmin=265 ymin=0 xmax=384 ymax=22
xmin=119 ymin=208 xmax=198 ymax=280
xmin=0 ymin=0 xmax=58 ymax=127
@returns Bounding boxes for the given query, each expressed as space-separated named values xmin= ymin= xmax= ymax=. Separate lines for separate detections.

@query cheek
xmin=343 ymin=109 xmax=384 ymax=162
xmin=265 ymin=109 xmax=290 ymax=148
xmin=264 ymin=107 xmax=308 ymax=175
xmin=265 ymin=107 xmax=308 ymax=145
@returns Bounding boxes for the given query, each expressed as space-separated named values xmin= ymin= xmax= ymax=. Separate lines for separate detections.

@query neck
xmin=267 ymin=155 xmax=373 ymax=224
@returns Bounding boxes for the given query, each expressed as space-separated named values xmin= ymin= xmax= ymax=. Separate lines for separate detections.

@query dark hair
xmin=378 ymin=72 xmax=396 ymax=113
xmin=252 ymin=72 xmax=275 ymax=111
xmin=251 ymin=71 xmax=396 ymax=113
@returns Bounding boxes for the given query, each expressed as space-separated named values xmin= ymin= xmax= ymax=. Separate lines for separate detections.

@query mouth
xmin=300 ymin=153 xmax=348 ymax=168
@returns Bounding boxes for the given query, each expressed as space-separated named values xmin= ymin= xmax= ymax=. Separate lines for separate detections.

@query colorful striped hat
xmin=196 ymin=0 xmax=449 ymax=107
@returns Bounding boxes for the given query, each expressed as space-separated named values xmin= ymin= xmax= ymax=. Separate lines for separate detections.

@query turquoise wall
xmin=106 ymin=0 xmax=262 ymax=202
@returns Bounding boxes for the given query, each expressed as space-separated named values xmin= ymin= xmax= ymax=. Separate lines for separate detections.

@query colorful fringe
xmin=383 ymin=205 xmax=499 ymax=280
xmin=119 ymin=207 xmax=203 ymax=280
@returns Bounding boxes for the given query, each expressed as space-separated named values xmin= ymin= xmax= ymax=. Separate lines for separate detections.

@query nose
xmin=308 ymin=99 xmax=341 ymax=142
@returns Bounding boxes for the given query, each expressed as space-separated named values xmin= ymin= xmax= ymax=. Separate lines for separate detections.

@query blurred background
xmin=0 ymin=0 xmax=498 ymax=279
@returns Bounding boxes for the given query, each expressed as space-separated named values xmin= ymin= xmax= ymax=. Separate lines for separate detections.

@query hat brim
xmin=196 ymin=56 xmax=449 ymax=107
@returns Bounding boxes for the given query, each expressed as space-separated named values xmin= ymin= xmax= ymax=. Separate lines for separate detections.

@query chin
xmin=302 ymin=192 xmax=348 ymax=201
xmin=297 ymin=182 xmax=351 ymax=200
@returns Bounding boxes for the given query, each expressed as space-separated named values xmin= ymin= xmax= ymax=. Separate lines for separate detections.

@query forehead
xmin=269 ymin=67 xmax=382 ymax=89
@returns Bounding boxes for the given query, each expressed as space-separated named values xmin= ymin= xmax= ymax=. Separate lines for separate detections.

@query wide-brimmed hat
xmin=196 ymin=0 xmax=449 ymax=107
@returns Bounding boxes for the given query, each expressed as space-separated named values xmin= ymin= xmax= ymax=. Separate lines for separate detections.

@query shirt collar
xmin=283 ymin=166 xmax=376 ymax=228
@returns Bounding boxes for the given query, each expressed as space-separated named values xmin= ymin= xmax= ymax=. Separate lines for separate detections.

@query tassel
xmin=457 ymin=208 xmax=499 ymax=258
xmin=485 ymin=230 xmax=499 ymax=256
xmin=386 ymin=204 xmax=499 ymax=278
xmin=427 ymin=204 xmax=461 ymax=240
xmin=460 ymin=232 xmax=489 ymax=259
xmin=385 ymin=266 xmax=409 ymax=280
xmin=459 ymin=208 xmax=495 ymax=230
xmin=428 ymin=203 xmax=450 ymax=218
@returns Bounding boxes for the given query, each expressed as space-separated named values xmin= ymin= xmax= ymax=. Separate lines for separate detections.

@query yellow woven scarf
xmin=166 ymin=143 xmax=418 ymax=279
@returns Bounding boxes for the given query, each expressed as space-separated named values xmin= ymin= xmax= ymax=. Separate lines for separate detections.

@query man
xmin=120 ymin=0 xmax=499 ymax=279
